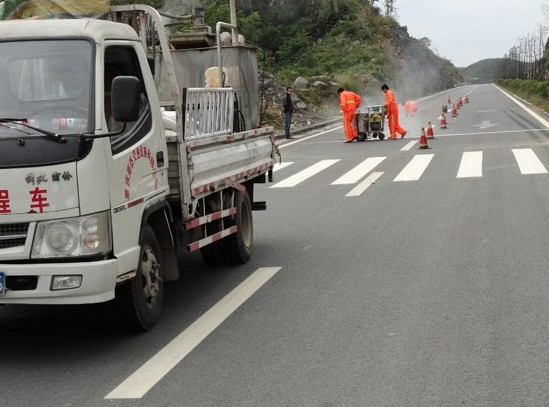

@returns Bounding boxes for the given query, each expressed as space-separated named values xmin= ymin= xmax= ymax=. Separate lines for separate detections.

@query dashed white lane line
xmin=457 ymin=151 xmax=483 ymax=178
xmin=393 ymin=154 xmax=434 ymax=182
xmin=512 ymin=148 xmax=548 ymax=174
xmin=105 ymin=267 xmax=282 ymax=400
xmin=346 ymin=172 xmax=384 ymax=197
xmin=331 ymin=157 xmax=386 ymax=185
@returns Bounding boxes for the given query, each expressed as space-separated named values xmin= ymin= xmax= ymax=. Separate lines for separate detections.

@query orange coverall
xmin=384 ymin=89 xmax=407 ymax=139
xmin=340 ymin=90 xmax=361 ymax=142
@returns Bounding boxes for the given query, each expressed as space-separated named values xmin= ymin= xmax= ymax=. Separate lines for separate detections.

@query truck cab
xmin=0 ymin=18 xmax=167 ymax=301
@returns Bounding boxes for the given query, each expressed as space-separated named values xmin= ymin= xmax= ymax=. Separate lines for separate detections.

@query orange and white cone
xmin=418 ymin=127 xmax=429 ymax=149
xmin=464 ymin=96 xmax=469 ymax=103
xmin=439 ymin=113 xmax=447 ymax=129
xmin=426 ymin=121 xmax=435 ymax=139
xmin=451 ymin=104 xmax=458 ymax=117
xmin=447 ymin=96 xmax=451 ymax=104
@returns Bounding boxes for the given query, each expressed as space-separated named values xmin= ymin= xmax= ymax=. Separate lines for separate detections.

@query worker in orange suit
xmin=338 ymin=87 xmax=361 ymax=143
xmin=382 ymin=84 xmax=407 ymax=139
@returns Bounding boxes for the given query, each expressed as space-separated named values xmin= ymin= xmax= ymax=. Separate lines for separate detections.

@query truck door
xmin=102 ymin=44 xmax=168 ymax=257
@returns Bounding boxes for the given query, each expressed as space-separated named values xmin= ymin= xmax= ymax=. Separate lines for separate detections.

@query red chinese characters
xmin=0 ymin=190 xmax=11 ymax=214
xmin=29 ymin=187 xmax=49 ymax=213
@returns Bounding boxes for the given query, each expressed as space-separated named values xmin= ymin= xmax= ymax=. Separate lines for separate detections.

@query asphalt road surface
xmin=3 ymin=83 xmax=549 ymax=407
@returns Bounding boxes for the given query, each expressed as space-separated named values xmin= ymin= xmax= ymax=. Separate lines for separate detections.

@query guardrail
xmin=183 ymin=88 xmax=235 ymax=141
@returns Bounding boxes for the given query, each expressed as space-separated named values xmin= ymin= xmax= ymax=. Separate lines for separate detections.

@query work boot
xmin=400 ymin=131 xmax=407 ymax=139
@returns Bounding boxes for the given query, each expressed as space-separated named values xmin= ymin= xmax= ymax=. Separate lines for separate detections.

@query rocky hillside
xmin=385 ymin=25 xmax=463 ymax=100
xmin=259 ymin=24 xmax=464 ymax=131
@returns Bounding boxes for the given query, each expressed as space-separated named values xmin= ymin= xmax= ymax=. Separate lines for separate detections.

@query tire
xmin=223 ymin=190 xmax=253 ymax=264
xmin=117 ymin=225 xmax=163 ymax=331
xmin=356 ymin=133 xmax=366 ymax=142
xmin=378 ymin=133 xmax=385 ymax=140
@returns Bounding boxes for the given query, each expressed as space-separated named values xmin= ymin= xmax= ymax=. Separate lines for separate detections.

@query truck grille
xmin=0 ymin=223 xmax=29 ymax=249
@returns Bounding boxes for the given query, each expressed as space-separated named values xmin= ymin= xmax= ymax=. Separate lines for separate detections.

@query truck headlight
xmin=32 ymin=211 xmax=111 ymax=258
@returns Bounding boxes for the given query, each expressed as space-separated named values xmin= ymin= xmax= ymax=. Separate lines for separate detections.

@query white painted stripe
xmin=105 ymin=267 xmax=282 ymax=399
xmin=278 ymin=125 xmax=342 ymax=148
xmin=512 ymin=148 xmax=548 ymax=174
xmin=331 ymin=157 xmax=385 ymax=185
xmin=457 ymin=151 xmax=483 ymax=178
xmin=401 ymin=141 xmax=418 ymax=151
xmin=393 ymin=154 xmax=434 ymax=182
xmin=273 ymin=162 xmax=293 ymax=172
xmin=271 ymin=159 xmax=340 ymax=188
xmin=495 ymin=84 xmax=549 ymax=128
xmin=346 ymin=172 xmax=384 ymax=197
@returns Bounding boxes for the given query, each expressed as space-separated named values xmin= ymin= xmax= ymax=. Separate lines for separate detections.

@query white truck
xmin=0 ymin=2 xmax=278 ymax=329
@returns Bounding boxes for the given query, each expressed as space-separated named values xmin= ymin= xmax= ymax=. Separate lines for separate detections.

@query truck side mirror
xmin=112 ymin=76 xmax=141 ymax=122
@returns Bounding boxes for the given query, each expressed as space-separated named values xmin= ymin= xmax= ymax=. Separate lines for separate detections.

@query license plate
xmin=0 ymin=272 xmax=5 ymax=295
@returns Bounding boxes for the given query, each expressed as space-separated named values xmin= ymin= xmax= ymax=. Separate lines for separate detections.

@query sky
xmin=397 ymin=0 xmax=547 ymax=67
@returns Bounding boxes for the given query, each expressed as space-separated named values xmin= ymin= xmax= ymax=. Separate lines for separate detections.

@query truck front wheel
xmin=117 ymin=225 xmax=164 ymax=331
xmin=223 ymin=190 xmax=253 ymax=264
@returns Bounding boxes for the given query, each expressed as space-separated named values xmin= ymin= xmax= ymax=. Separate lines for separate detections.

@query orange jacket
xmin=384 ymin=89 xmax=397 ymax=107
xmin=340 ymin=91 xmax=361 ymax=112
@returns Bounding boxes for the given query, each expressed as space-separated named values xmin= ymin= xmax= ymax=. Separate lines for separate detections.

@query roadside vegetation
xmin=496 ymin=79 xmax=549 ymax=113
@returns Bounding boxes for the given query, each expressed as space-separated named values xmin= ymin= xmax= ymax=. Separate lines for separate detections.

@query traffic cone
xmin=418 ymin=127 xmax=429 ymax=149
xmin=447 ymin=96 xmax=451 ymax=104
xmin=426 ymin=121 xmax=435 ymax=138
xmin=439 ymin=113 xmax=447 ymax=129
xmin=464 ymin=96 xmax=469 ymax=104
xmin=451 ymin=104 xmax=458 ymax=117
xmin=457 ymin=98 xmax=463 ymax=108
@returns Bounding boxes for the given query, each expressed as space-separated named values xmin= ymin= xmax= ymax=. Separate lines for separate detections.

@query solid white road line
xmin=393 ymin=154 xmax=434 ymax=182
xmin=331 ymin=157 xmax=386 ymax=185
xmin=495 ymin=84 xmax=549 ymax=128
xmin=105 ymin=266 xmax=282 ymax=400
xmin=273 ymin=162 xmax=294 ymax=172
xmin=271 ymin=159 xmax=340 ymax=188
xmin=512 ymin=148 xmax=548 ymax=174
xmin=346 ymin=172 xmax=384 ymax=197
xmin=457 ymin=151 xmax=483 ymax=178
xmin=278 ymin=125 xmax=342 ymax=148
xmin=401 ymin=140 xmax=418 ymax=151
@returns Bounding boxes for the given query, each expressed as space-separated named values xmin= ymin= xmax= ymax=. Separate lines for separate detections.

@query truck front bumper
xmin=0 ymin=259 xmax=118 ymax=304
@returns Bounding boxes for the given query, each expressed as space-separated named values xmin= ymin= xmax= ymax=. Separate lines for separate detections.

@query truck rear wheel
xmin=117 ymin=225 xmax=164 ymax=331
xmin=223 ymin=190 xmax=253 ymax=264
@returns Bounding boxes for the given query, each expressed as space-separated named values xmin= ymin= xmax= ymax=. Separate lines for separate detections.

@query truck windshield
xmin=0 ymin=39 xmax=93 ymax=135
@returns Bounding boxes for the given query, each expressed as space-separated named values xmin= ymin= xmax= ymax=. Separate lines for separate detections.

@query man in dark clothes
xmin=283 ymin=87 xmax=294 ymax=139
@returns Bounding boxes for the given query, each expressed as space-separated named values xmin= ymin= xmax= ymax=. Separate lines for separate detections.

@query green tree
xmin=111 ymin=0 xmax=165 ymax=7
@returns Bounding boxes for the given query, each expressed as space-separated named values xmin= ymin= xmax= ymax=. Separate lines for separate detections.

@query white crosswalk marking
xmin=271 ymin=159 xmax=340 ymax=188
xmin=401 ymin=141 xmax=418 ymax=151
xmin=457 ymin=151 xmax=483 ymax=178
xmin=512 ymin=148 xmax=548 ymax=174
xmin=331 ymin=157 xmax=386 ymax=185
xmin=346 ymin=172 xmax=384 ymax=197
xmin=271 ymin=149 xmax=549 ymax=190
xmin=273 ymin=162 xmax=294 ymax=172
xmin=393 ymin=154 xmax=434 ymax=182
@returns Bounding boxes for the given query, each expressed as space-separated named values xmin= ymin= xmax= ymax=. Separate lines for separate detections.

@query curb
xmin=274 ymin=117 xmax=340 ymax=140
